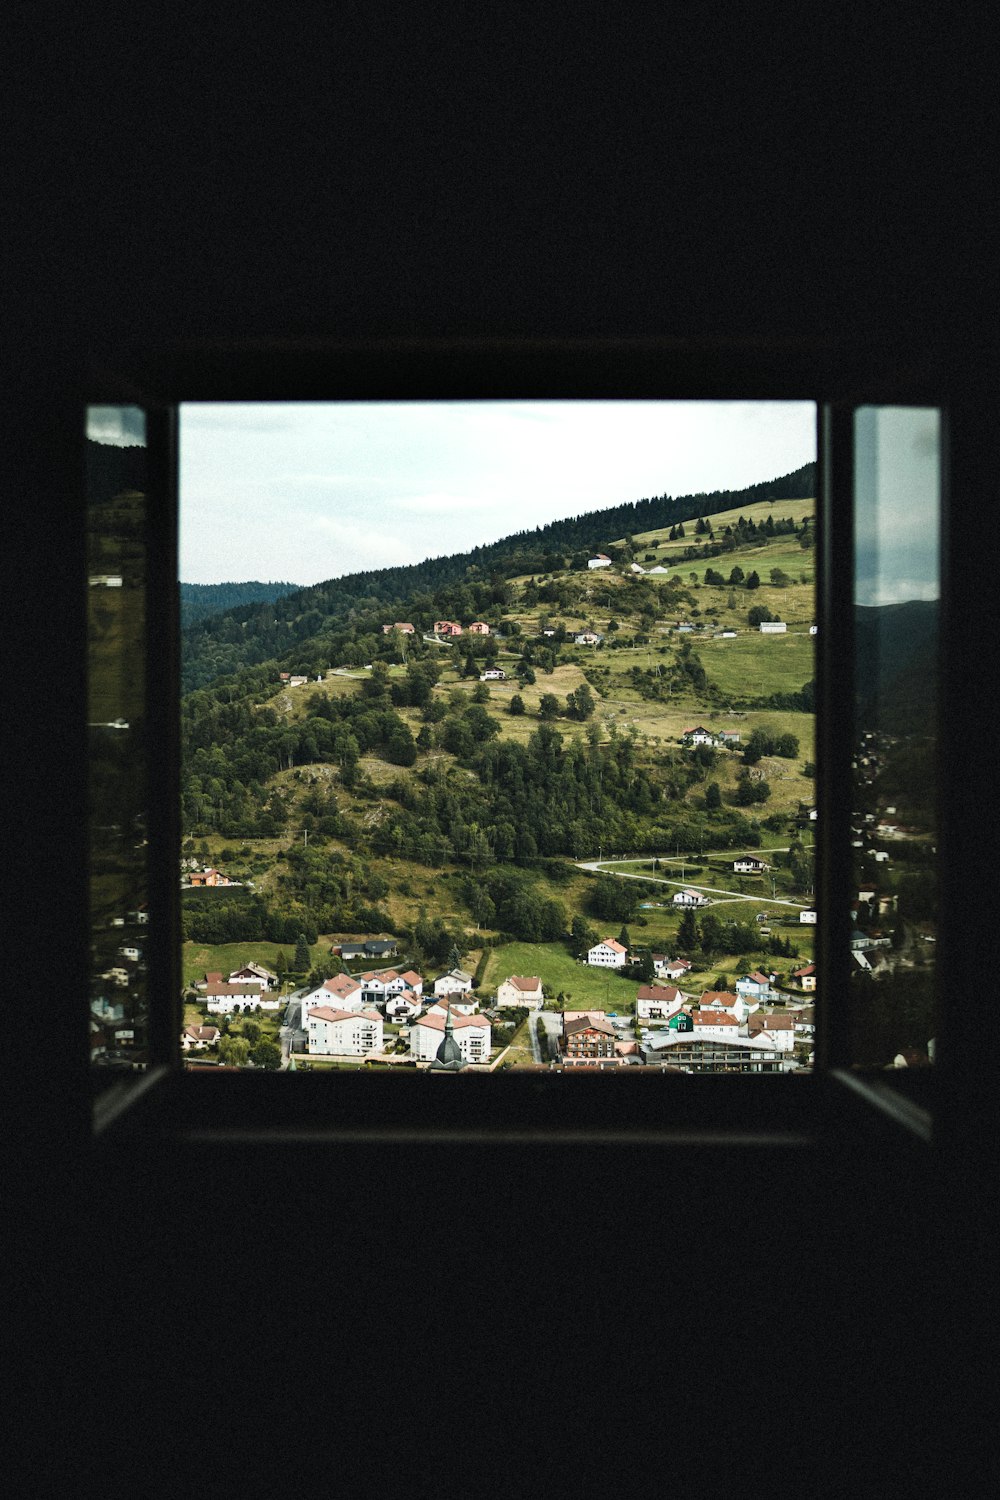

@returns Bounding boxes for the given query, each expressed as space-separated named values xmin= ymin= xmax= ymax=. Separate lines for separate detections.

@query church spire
xmin=430 ymin=1001 xmax=465 ymax=1071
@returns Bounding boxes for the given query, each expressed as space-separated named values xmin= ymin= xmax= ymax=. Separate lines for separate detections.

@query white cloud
xmin=180 ymin=400 xmax=817 ymax=584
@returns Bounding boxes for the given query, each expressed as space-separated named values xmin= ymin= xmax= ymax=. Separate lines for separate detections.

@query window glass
xmin=87 ymin=406 xmax=149 ymax=1073
xmin=851 ymin=407 xmax=940 ymax=1070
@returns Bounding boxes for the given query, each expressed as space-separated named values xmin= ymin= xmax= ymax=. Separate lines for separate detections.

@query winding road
xmin=574 ymin=859 xmax=811 ymax=910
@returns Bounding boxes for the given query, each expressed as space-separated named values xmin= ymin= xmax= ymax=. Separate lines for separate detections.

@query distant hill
xmin=181 ymin=581 xmax=303 ymax=629
xmin=86 ymin=438 xmax=147 ymax=501
xmin=181 ymin=462 xmax=815 ymax=691
xmin=855 ymin=601 xmax=938 ymax=734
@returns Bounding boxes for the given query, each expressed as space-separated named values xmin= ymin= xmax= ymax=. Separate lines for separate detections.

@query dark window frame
xmin=87 ymin=337 xmax=947 ymax=1150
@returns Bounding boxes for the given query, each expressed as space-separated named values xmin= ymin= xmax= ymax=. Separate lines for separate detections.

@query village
xmin=178 ymin=935 xmax=818 ymax=1073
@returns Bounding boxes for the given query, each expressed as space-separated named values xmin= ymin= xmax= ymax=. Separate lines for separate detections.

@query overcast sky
xmin=172 ymin=401 xmax=817 ymax=585
xmin=854 ymin=406 xmax=940 ymax=605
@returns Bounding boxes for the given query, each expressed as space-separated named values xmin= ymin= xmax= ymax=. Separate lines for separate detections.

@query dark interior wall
xmin=7 ymin=17 xmax=995 ymax=1482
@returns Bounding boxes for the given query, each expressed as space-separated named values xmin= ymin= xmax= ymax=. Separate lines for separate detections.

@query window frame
xmin=87 ymin=337 xmax=945 ymax=1150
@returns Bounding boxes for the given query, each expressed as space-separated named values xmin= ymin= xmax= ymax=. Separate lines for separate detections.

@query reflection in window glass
xmin=87 ymin=406 xmax=149 ymax=1073
xmin=852 ymin=407 xmax=939 ymax=1070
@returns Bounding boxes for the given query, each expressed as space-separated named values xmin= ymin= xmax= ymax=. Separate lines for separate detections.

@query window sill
xmin=91 ymin=1066 xmax=933 ymax=1151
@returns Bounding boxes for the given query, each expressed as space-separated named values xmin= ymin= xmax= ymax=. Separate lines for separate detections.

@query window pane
xmin=180 ymin=401 xmax=816 ymax=1074
xmin=851 ymin=407 xmax=939 ymax=1070
xmin=87 ymin=406 xmax=149 ymax=1074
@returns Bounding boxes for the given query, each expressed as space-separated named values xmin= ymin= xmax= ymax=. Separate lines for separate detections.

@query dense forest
xmin=181 ymin=580 xmax=302 ymax=628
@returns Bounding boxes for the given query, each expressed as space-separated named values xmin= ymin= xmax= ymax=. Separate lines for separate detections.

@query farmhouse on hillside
xmin=496 ymin=976 xmax=544 ymax=1009
xmin=467 ymin=621 xmax=490 ymax=634
xmin=586 ymin=938 xmax=628 ymax=968
xmin=733 ymin=856 xmax=770 ymax=874
xmin=759 ymin=621 xmax=787 ymax=633
xmin=653 ymin=956 xmax=693 ymax=981
xmin=587 ymin=554 xmax=612 ymax=569
xmin=433 ymin=968 xmax=474 ymax=998
xmin=681 ymin=727 xmax=715 ymax=746
xmin=672 ymin=889 xmax=709 ymax=908
xmin=228 ymin=962 xmax=278 ymax=990
xmin=434 ymin=620 xmax=462 ymax=636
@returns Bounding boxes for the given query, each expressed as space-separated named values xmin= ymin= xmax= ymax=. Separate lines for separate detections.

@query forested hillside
xmin=180 ymin=480 xmax=818 ymax=962
xmin=181 ymin=580 xmax=302 ymax=629
xmin=181 ymin=463 xmax=815 ymax=691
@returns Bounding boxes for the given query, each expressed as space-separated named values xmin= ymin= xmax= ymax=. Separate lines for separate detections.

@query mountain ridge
xmin=181 ymin=461 xmax=815 ymax=692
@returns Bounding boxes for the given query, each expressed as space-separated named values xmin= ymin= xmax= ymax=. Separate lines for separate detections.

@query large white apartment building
xmin=306 ymin=1007 xmax=383 ymax=1056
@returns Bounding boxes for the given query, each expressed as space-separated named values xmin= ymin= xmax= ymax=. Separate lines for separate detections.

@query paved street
xmin=574 ymin=859 xmax=810 ymax=909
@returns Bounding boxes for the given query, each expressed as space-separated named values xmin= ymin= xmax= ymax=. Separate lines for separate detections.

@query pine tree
xmin=294 ymin=933 xmax=310 ymax=972
xmin=677 ymin=908 xmax=699 ymax=950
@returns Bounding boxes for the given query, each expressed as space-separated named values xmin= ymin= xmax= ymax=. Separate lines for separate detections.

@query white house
xmin=759 ymin=621 xmax=787 ymax=633
xmin=692 ymin=1008 xmax=742 ymax=1039
xmin=410 ymin=1011 xmax=491 ymax=1064
xmin=733 ymin=856 xmax=770 ymax=874
xmin=809 ymin=624 xmax=818 ymax=635
xmin=791 ymin=964 xmax=816 ymax=992
xmin=672 ymin=888 xmax=709 ymax=908
xmin=396 ymin=969 xmax=423 ymax=996
xmin=653 ymin=956 xmax=693 ymax=981
xmin=181 ymin=1025 xmax=221 ymax=1051
xmin=496 ymin=975 xmax=544 ymax=1009
xmin=306 ymin=1007 xmax=383 ymax=1056
xmin=227 ymin=963 xmax=277 ymax=990
xmin=359 ymin=967 xmax=412 ymax=1001
xmin=300 ymin=973 xmax=365 ymax=1012
xmin=635 ymin=985 xmax=685 ymax=1022
xmin=384 ymin=988 xmax=422 ymax=1021
xmin=205 ymin=981 xmax=269 ymax=1014
xmin=681 ymin=726 xmax=715 ymax=746
xmin=717 ymin=729 xmax=741 ymax=743
xmin=433 ymin=968 xmax=474 ymax=998
xmin=586 ymin=938 xmax=628 ymax=968
xmin=736 ymin=970 xmax=778 ymax=1002
xmin=629 ymin=562 xmax=646 ymax=573
xmin=721 ymin=629 xmax=738 ymax=638
xmin=747 ymin=1013 xmax=796 ymax=1051
xmin=574 ymin=631 xmax=604 ymax=646
xmin=587 ymin=554 xmax=612 ymax=569
xmin=480 ymin=668 xmax=506 ymax=680
xmin=425 ymin=994 xmax=479 ymax=1019
xmin=698 ymin=990 xmax=746 ymax=1020
xmin=799 ymin=909 xmax=817 ymax=924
